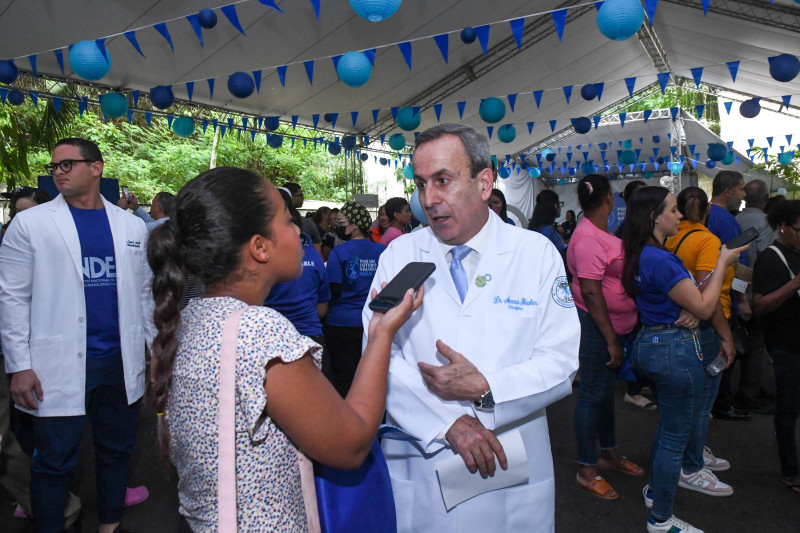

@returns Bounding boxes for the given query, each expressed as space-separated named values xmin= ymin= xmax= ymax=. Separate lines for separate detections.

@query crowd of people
xmin=0 ymin=128 xmax=797 ymax=533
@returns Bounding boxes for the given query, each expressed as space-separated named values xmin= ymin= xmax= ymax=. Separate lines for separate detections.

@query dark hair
xmin=154 ymin=192 xmax=176 ymax=219
xmin=147 ymin=167 xmax=275 ymax=462
xmin=312 ymin=206 xmax=331 ymax=226
xmin=565 ymin=209 xmax=576 ymax=220
xmin=768 ymin=199 xmax=800 ymax=230
xmin=282 ymin=182 xmax=301 ymax=195
xmin=577 ymin=174 xmax=611 ymax=212
xmin=621 ymin=186 xmax=670 ymax=297
xmin=622 ymin=180 xmax=646 ymax=201
xmin=415 ymin=123 xmax=491 ymax=179
xmin=8 ymin=187 xmax=51 ymax=219
xmin=490 ymin=189 xmax=509 ymax=222
xmin=385 ymin=197 xmax=409 ymax=223
xmin=529 ymin=189 xmax=560 ymax=230
xmin=744 ymin=179 xmax=769 ymax=207
xmin=676 ymin=186 xmax=709 ymax=223
xmin=765 ymin=195 xmax=787 ymax=229
xmin=54 ymin=137 xmax=104 ymax=164
xmin=278 ymin=188 xmax=303 ymax=228
xmin=712 ymin=170 xmax=743 ymax=197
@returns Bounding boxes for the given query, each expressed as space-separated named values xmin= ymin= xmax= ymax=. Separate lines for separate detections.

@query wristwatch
xmin=473 ymin=389 xmax=495 ymax=411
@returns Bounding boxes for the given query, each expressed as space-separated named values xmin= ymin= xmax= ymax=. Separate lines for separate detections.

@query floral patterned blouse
xmin=167 ymin=297 xmax=321 ymax=532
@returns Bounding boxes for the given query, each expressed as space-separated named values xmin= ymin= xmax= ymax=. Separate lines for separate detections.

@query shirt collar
xmin=437 ymin=208 xmax=493 ymax=258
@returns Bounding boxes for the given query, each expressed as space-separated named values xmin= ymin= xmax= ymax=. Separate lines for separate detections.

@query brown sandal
xmin=597 ymin=456 xmax=645 ymax=477
xmin=576 ymin=474 xmax=619 ymax=500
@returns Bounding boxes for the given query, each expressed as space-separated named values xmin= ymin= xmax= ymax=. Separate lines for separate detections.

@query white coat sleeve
xmin=0 ymin=219 xmax=35 ymax=373
xmin=476 ymin=242 xmax=580 ymax=430
xmin=140 ymin=229 xmax=157 ymax=349
xmin=362 ymin=249 xmax=470 ymax=453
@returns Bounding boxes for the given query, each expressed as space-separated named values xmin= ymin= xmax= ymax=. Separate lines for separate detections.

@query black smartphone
xmin=121 ymin=185 xmax=130 ymax=201
xmin=725 ymin=227 xmax=758 ymax=249
xmin=368 ymin=262 xmax=435 ymax=312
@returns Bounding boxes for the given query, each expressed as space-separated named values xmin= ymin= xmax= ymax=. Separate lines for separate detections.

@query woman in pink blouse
xmin=379 ymin=197 xmax=412 ymax=246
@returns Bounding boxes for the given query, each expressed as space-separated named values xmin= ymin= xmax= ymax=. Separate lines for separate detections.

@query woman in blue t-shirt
xmin=621 ymin=186 xmax=745 ymax=533
xmin=326 ymin=202 xmax=386 ymax=397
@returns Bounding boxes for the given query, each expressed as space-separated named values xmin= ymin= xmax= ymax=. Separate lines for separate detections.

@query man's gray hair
xmin=744 ymin=179 xmax=769 ymax=207
xmin=712 ymin=170 xmax=744 ymax=197
xmin=414 ymin=123 xmax=491 ymax=179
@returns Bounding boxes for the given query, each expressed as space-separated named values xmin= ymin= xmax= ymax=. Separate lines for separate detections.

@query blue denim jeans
xmin=574 ymin=308 xmax=630 ymax=465
xmin=632 ymin=325 xmax=704 ymax=522
xmin=682 ymin=326 xmax=722 ymax=474
xmin=771 ymin=347 xmax=800 ymax=479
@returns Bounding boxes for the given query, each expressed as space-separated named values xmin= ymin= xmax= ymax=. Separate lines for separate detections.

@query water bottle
xmin=706 ymin=353 xmax=727 ymax=376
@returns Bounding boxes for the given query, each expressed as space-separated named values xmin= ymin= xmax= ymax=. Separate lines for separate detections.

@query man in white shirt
xmin=363 ymin=124 xmax=580 ymax=532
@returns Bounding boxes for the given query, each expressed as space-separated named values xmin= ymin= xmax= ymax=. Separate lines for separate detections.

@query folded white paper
xmin=435 ymin=429 xmax=529 ymax=510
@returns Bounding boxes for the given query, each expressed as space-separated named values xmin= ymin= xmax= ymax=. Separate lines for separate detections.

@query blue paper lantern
xmin=580 ymin=84 xmax=598 ymax=101
xmin=497 ymin=124 xmax=516 ymax=143
xmin=643 ymin=171 xmax=653 ymax=180
xmin=7 ymin=89 xmax=25 ymax=106
xmin=0 ymin=60 xmax=19 ymax=84
xmin=581 ymin=161 xmax=595 ymax=174
xmin=268 ymin=135 xmax=284 ymax=148
xmin=402 ymin=163 xmax=414 ymax=180
xmin=721 ymin=152 xmax=735 ymax=165
xmin=597 ymin=143 xmax=608 ymax=150
xmin=620 ymin=150 xmax=636 ymax=165
xmin=396 ymin=107 xmax=421 ymax=131
xmin=705 ymin=159 xmax=716 ymax=169
xmin=707 ymin=143 xmax=727 ymax=161
xmin=329 ymin=143 xmax=342 ymax=156
xmin=573 ymin=117 xmax=592 ymax=134
xmin=558 ymin=179 xmax=566 ymax=186
xmin=768 ymin=54 xmax=800 ymax=83
xmin=622 ymin=139 xmax=633 ymax=149
xmin=264 ymin=116 xmax=280 ymax=131
xmin=337 ymin=51 xmax=372 ymax=88
xmin=69 ymin=40 xmax=112 ymax=81
xmin=172 ymin=117 xmax=195 ymax=137
xmin=461 ymin=27 xmax=477 ymax=44
xmin=410 ymin=189 xmax=427 ymax=224
xmin=150 ymin=85 xmax=174 ymax=109
xmin=228 ymin=72 xmax=255 ymax=99
xmin=568 ymin=167 xmax=577 ymax=176
xmin=597 ymin=0 xmax=645 ymax=41
xmin=360 ymin=153 xmax=369 ymax=161
xmin=479 ymin=97 xmax=506 ymax=124
xmin=499 ymin=167 xmax=511 ymax=179
xmin=740 ymin=98 xmax=761 ymax=118
xmin=342 ymin=136 xmax=357 ymax=150
xmin=378 ymin=157 xmax=387 ymax=165
xmin=541 ymin=147 xmax=553 ymax=157
xmin=529 ymin=167 xmax=541 ymax=178
xmin=656 ymin=156 xmax=665 ymax=165
xmin=652 ymin=136 xmax=661 ymax=144
xmin=388 ymin=133 xmax=406 ymax=150
xmin=198 ymin=9 xmax=217 ymax=29
xmin=324 ymin=113 xmax=335 ymax=123
xmin=546 ymin=152 xmax=556 ymax=162
xmin=349 ymin=0 xmax=402 ymax=22
xmin=99 ymin=93 xmax=128 ymax=119
xmin=778 ymin=151 xmax=795 ymax=165
xmin=670 ymin=162 xmax=682 ymax=175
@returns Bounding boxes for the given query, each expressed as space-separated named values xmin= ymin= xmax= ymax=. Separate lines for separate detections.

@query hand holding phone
xmin=121 ymin=185 xmax=130 ymax=201
xmin=369 ymin=262 xmax=435 ymax=312
xmin=725 ymin=227 xmax=758 ymax=250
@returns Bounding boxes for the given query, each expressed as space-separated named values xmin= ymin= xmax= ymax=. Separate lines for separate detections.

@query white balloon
xmin=777 ymin=187 xmax=787 ymax=196
xmin=660 ymin=176 xmax=673 ymax=187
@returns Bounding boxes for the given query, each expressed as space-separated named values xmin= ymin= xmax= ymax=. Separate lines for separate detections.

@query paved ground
xmin=3 ymin=367 xmax=799 ymax=532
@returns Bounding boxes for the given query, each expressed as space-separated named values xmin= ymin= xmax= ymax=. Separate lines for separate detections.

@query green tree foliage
xmin=750 ymin=146 xmax=800 ymax=194
xmin=623 ymin=85 xmax=721 ymax=135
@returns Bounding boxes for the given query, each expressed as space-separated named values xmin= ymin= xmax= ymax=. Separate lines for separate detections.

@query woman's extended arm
xmin=264 ymin=287 xmax=423 ymax=470
xmin=753 ymin=275 xmax=800 ymax=315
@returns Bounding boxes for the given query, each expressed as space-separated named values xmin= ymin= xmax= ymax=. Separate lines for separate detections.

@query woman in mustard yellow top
xmin=663 ymin=187 xmax=735 ymax=499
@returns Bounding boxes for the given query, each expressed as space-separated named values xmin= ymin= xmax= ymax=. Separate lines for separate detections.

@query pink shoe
xmin=124 ymin=486 xmax=149 ymax=507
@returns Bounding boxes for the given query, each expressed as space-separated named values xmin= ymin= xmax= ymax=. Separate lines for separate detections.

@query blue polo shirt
xmin=326 ymin=239 xmax=385 ymax=327
xmin=634 ymin=245 xmax=692 ymax=326
xmin=535 ymin=224 xmax=567 ymax=253
xmin=69 ymin=205 xmax=121 ymax=359
xmin=707 ymin=203 xmax=747 ymax=265
xmin=264 ymin=244 xmax=330 ymax=336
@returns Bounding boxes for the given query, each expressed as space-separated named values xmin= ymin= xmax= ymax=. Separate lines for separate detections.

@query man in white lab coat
xmin=0 ymin=138 xmax=156 ymax=533
xmin=363 ymin=124 xmax=580 ymax=532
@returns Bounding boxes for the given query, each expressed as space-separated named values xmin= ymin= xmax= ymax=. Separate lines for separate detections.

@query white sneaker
xmin=647 ymin=514 xmax=704 ymax=533
xmin=642 ymin=484 xmax=654 ymax=509
xmin=678 ymin=468 xmax=733 ymax=496
xmin=703 ymin=446 xmax=730 ymax=471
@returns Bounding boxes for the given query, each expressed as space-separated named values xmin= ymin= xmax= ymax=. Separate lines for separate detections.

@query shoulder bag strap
xmin=767 ymin=245 xmax=800 ymax=297
xmin=218 ymin=307 xmax=246 ymax=533
xmin=673 ymin=229 xmax=702 ymax=255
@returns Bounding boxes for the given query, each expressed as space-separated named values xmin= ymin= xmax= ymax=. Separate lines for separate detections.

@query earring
xmin=780 ymin=229 xmax=784 ymax=235
xmin=265 ymin=255 xmax=271 ymax=263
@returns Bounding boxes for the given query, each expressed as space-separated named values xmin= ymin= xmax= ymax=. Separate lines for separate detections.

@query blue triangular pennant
xmin=657 ymin=72 xmax=670 ymax=94
xmin=221 ymin=4 xmax=246 ymax=35
xmin=593 ymin=116 xmax=601 ymax=129
xmin=351 ymin=111 xmax=358 ymax=127
xmin=727 ymin=61 xmax=739 ymax=82
xmin=145 ymin=112 xmax=152 ymax=127
xmin=787 ymin=134 xmax=793 ymax=146
xmin=670 ymin=107 xmax=678 ymax=121
xmin=644 ymin=0 xmax=658 ymax=26
xmin=202 ymin=119 xmax=208 ymax=133
xmin=487 ymin=127 xmax=494 ymax=139
xmin=52 ymin=97 xmax=62 ymax=113
xmin=533 ymin=90 xmax=543 ymax=108
xmin=434 ymin=34 xmax=448 ymax=63
xmin=127 ymin=110 xmax=134 ymax=123
xmin=95 ymin=38 xmax=108 ymax=61
xmin=277 ymin=65 xmax=287 ymax=86
xmin=391 ymin=107 xmax=399 ymax=121
xmin=251 ymin=130 xmax=257 ymax=141
xmin=242 ymin=117 xmax=248 ymax=130
xmin=398 ymin=42 xmax=412 ymax=69
xmin=220 ymin=126 xmax=226 ymax=138
xmin=475 ymin=25 xmax=490 ymax=55
xmin=132 ymin=90 xmax=139 ymax=108
xmin=379 ymin=134 xmax=386 ymax=145
xmin=724 ymin=101 xmax=732 ymax=114
xmin=782 ymin=95 xmax=792 ymax=109
xmin=372 ymin=109 xmax=379 ymax=124
xmin=689 ymin=144 xmax=696 ymax=155
xmin=186 ymin=14 xmax=203 ymax=47
xmin=643 ymin=109 xmax=652 ymax=123
xmin=619 ymin=113 xmax=627 ymax=127
xmin=258 ymin=0 xmax=283 ymax=13
xmin=291 ymin=115 xmax=298 ymax=129
xmin=551 ymin=9 xmax=567 ymax=40
xmin=457 ymin=101 xmax=466 ymax=119
xmin=562 ymin=86 xmax=572 ymax=104
xmin=207 ymin=78 xmax=215 ymax=99
xmin=28 ymin=55 xmax=37 ymax=78
xmin=507 ymin=94 xmax=517 ymax=112
xmin=702 ymin=0 xmax=710 ymax=15
xmin=53 ymin=49 xmax=65 ymax=74
xmin=212 ymin=119 xmax=218 ymax=131
xmin=167 ymin=115 xmax=175 ymax=128
xmin=186 ymin=82 xmax=194 ymax=102
xmin=28 ymin=90 xmax=38 ymax=106
xmin=364 ymin=49 xmax=376 ymax=65
xmin=154 ymin=23 xmax=174 ymax=53
xmin=253 ymin=70 xmax=262 ymax=93
xmin=227 ymin=118 xmax=234 ymax=129
xmin=510 ymin=18 xmax=524 ymax=49
xmin=549 ymin=120 xmax=557 ymax=132
xmin=690 ymin=67 xmax=703 ymax=87
xmin=78 ymin=97 xmax=87 ymax=116
xmin=312 ymin=114 xmax=319 ymax=129
xmin=696 ymin=104 xmax=705 ymax=118
xmin=434 ymin=104 xmax=442 ymax=122
xmin=595 ymin=82 xmax=604 ymax=101
xmin=767 ymin=136 xmax=773 ymax=147
xmin=309 ymin=0 xmax=321 ymax=19
xmin=304 ymin=60 xmax=314 ymax=84
xmin=527 ymin=122 xmax=534 ymax=134
xmin=124 ymin=31 xmax=145 ymax=57
xmin=625 ymin=77 xmax=636 ymax=97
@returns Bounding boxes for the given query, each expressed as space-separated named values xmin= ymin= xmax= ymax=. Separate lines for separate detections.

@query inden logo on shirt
xmin=551 ymin=276 xmax=574 ymax=308
xmin=82 ymin=256 xmax=116 ymax=287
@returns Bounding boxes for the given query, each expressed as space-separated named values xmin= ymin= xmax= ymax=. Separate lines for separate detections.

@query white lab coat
xmin=363 ymin=212 xmax=580 ymax=533
xmin=0 ymin=194 xmax=157 ymax=417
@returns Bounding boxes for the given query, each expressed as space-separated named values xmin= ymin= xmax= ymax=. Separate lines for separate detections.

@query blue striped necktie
xmin=449 ymin=245 xmax=472 ymax=303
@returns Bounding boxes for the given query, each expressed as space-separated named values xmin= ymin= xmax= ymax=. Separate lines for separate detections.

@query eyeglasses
xmin=292 ymin=192 xmax=304 ymax=197
xmin=787 ymin=224 xmax=800 ymax=237
xmin=336 ymin=219 xmax=350 ymax=227
xmin=44 ymin=159 xmax=96 ymax=174
xmin=558 ymin=201 xmax=565 ymax=207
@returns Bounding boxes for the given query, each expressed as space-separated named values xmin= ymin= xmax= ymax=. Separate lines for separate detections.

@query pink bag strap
xmin=218 ymin=307 xmax=245 ymax=533
xmin=298 ymin=450 xmax=321 ymax=533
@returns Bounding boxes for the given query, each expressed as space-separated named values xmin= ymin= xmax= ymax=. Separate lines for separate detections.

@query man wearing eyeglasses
xmin=0 ymin=138 xmax=156 ymax=533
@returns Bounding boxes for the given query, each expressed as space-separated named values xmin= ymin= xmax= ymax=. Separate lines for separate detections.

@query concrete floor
xmin=3 ymin=379 xmax=799 ymax=532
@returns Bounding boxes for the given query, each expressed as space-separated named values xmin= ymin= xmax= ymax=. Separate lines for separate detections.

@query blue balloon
xmin=0 ymin=60 xmax=19 ymax=84
xmin=324 ymin=113 xmax=336 ymax=123
xmin=622 ymin=139 xmax=633 ymax=149
xmin=528 ymin=167 xmax=541 ymax=178
xmin=643 ymin=171 xmax=653 ymax=179
xmin=100 ymin=93 xmax=128 ymax=119
xmin=337 ymin=51 xmax=372 ymax=88
xmin=410 ymin=189 xmax=427 ymax=225
xmin=268 ymin=135 xmax=284 ymax=148
xmin=597 ymin=143 xmax=608 ymax=150
xmin=460 ymin=27 xmax=477 ymax=44
xmin=388 ymin=133 xmax=406 ymax=151
xmin=558 ymin=179 xmax=566 ymax=186
xmin=778 ymin=151 xmax=795 ymax=165
xmin=707 ymin=143 xmax=727 ymax=161
xmin=656 ymin=156 xmax=665 ymax=165
xmin=402 ymin=164 xmax=414 ymax=180
xmin=573 ymin=117 xmax=592 ymax=134
xmin=620 ymin=150 xmax=636 ymax=165
xmin=360 ymin=152 xmax=369 ymax=161
xmin=378 ymin=157 xmax=387 ymax=165
xmin=769 ymin=54 xmax=800 ymax=83
xmin=329 ymin=143 xmax=342 ymax=155
xmin=264 ymin=116 xmax=280 ymax=131
xmin=497 ymin=124 xmax=516 ymax=143
xmin=580 ymin=84 xmax=598 ymax=101
xmin=479 ymin=97 xmax=506 ymax=124
xmin=172 ymin=117 xmax=195 ymax=138
xmin=721 ymin=152 xmax=735 ymax=165
xmin=568 ymin=167 xmax=577 ymax=176
xmin=581 ymin=161 xmax=595 ymax=174
xmin=349 ymin=0 xmax=402 ymax=22
xmin=149 ymin=85 xmax=174 ymax=109
xmin=499 ymin=167 xmax=511 ymax=179
xmin=396 ymin=107 xmax=421 ymax=131
xmin=670 ymin=162 xmax=682 ymax=175
xmin=541 ymin=147 xmax=553 ymax=157
xmin=705 ymin=159 xmax=716 ymax=169
xmin=652 ymin=136 xmax=661 ymax=144
xmin=69 ymin=40 xmax=111 ymax=81
xmin=546 ymin=152 xmax=556 ymax=162
xmin=198 ymin=9 xmax=217 ymax=28
xmin=740 ymin=98 xmax=761 ymax=118
xmin=597 ymin=0 xmax=645 ymax=41
xmin=228 ymin=72 xmax=255 ymax=99
xmin=7 ymin=89 xmax=25 ymax=106
xmin=342 ymin=136 xmax=357 ymax=150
